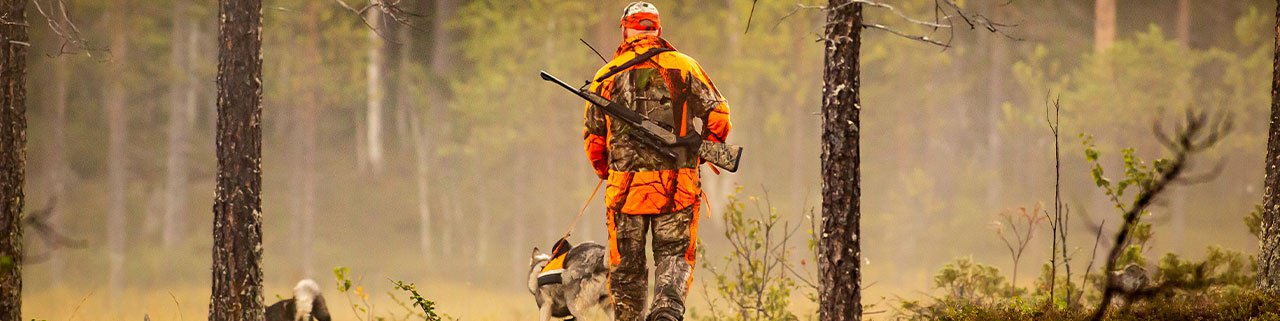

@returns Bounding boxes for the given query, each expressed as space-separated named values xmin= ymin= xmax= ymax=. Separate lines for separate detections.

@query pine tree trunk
xmin=0 ymin=0 xmax=26 ymax=317
xmin=366 ymin=9 xmax=385 ymax=175
xmin=164 ymin=0 xmax=196 ymax=250
xmin=1094 ymin=0 xmax=1116 ymax=53
xmin=209 ymin=0 xmax=265 ymax=319
xmin=105 ymin=12 xmax=130 ymax=299
xmin=1258 ymin=0 xmax=1280 ymax=294
xmin=819 ymin=1 xmax=862 ymax=320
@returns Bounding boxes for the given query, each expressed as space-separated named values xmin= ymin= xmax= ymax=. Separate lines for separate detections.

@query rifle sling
xmin=594 ymin=48 xmax=675 ymax=83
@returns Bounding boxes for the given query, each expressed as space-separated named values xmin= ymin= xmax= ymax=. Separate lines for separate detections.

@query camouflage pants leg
xmin=608 ymin=210 xmax=650 ymax=321
xmin=649 ymin=205 xmax=698 ymax=320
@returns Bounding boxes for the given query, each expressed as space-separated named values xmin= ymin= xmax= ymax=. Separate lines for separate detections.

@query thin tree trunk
xmin=410 ymin=112 xmax=433 ymax=260
xmin=819 ymin=1 xmax=862 ymax=320
xmin=1094 ymin=0 xmax=1116 ymax=53
xmin=295 ymin=2 xmax=322 ymax=278
xmin=394 ymin=8 xmax=414 ymax=147
xmin=366 ymin=9 xmax=385 ymax=175
xmin=986 ymin=4 xmax=1007 ymax=211
xmin=209 ymin=0 xmax=264 ymax=319
xmin=49 ymin=48 xmax=69 ymax=283
xmin=1176 ymin=0 xmax=1191 ymax=47
xmin=164 ymin=0 xmax=196 ymax=250
xmin=1171 ymin=0 xmax=1193 ymax=252
xmin=0 ymin=0 xmax=27 ymax=316
xmin=1257 ymin=0 xmax=1280 ymax=294
xmin=105 ymin=15 xmax=129 ymax=299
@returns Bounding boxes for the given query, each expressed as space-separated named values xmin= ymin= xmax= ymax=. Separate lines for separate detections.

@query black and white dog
xmin=265 ymin=279 xmax=331 ymax=321
xmin=528 ymin=242 xmax=615 ymax=321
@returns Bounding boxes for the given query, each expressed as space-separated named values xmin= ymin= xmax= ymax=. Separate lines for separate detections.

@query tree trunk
xmin=0 ymin=0 xmax=27 ymax=317
xmin=366 ymin=9 xmax=386 ymax=175
xmin=105 ymin=12 xmax=130 ymax=299
xmin=1258 ymin=0 xmax=1280 ymax=294
xmin=209 ymin=0 xmax=265 ymax=319
xmin=410 ymin=111 xmax=433 ymax=260
xmin=48 ymin=47 xmax=69 ymax=283
xmin=164 ymin=0 xmax=197 ymax=250
xmin=819 ymin=1 xmax=862 ymax=320
xmin=1094 ymin=0 xmax=1116 ymax=53
xmin=1176 ymin=0 xmax=1191 ymax=47
xmin=292 ymin=1 xmax=322 ymax=278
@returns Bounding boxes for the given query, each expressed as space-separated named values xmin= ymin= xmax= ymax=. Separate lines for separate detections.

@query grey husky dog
xmin=528 ymin=242 xmax=615 ymax=321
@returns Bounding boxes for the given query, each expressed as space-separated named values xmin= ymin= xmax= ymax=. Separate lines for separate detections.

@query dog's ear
xmin=531 ymin=247 xmax=541 ymax=258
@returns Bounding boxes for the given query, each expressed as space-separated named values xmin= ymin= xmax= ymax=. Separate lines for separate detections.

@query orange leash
xmin=563 ymin=179 xmax=606 ymax=240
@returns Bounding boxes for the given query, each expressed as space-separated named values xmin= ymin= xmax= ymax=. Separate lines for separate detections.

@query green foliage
xmin=695 ymin=187 xmax=802 ymax=321
xmin=1248 ymin=203 xmax=1264 ymax=239
xmin=1081 ymin=135 xmax=1168 ymax=267
xmin=932 ymin=257 xmax=1015 ymax=303
xmin=335 ymin=266 xmax=455 ymax=321
xmin=391 ymin=280 xmax=452 ymax=321
xmin=1154 ymin=246 xmax=1255 ymax=291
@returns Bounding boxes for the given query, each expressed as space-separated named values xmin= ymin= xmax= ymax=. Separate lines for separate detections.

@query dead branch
xmin=1089 ymin=111 xmax=1231 ymax=321
xmin=31 ymin=0 xmax=103 ymax=57
xmin=22 ymin=197 xmax=88 ymax=265
xmin=775 ymin=0 xmax=1019 ymax=49
xmin=333 ymin=0 xmax=426 ymax=44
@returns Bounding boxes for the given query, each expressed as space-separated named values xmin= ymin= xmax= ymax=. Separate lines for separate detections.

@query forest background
xmin=18 ymin=0 xmax=1277 ymax=319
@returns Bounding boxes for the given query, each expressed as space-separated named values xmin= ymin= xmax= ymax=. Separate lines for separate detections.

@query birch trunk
xmin=366 ymin=9 xmax=386 ymax=175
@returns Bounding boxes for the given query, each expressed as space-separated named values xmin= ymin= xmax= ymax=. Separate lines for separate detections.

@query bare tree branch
xmin=30 ymin=0 xmax=103 ymax=57
xmin=1089 ymin=111 xmax=1232 ymax=321
xmin=334 ymin=0 xmax=427 ymax=44
xmin=774 ymin=0 xmax=1018 ymax=49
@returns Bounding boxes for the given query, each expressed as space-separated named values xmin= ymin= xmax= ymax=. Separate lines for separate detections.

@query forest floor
xmin=24 ymin=279 xmax=831 ymax=321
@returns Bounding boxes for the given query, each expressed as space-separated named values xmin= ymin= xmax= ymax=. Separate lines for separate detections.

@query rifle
xmin=540 ymin=71 xmax=742 ymax=173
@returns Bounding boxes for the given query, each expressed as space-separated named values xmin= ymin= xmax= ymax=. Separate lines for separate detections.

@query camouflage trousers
xmin=606 ymin=204 xmax=700 ymax=321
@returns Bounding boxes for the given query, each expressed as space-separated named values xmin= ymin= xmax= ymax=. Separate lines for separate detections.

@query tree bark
xmin=164 ymin=0 xmax=197 ymax=250
xmin=1258 ymin=0 xmax=1280 ymax=294
xmin=209 ymin=0 xmax=265 ymax=319
xmin=819 ymin=1 xmax=862 ymax=320
xmin=0 ymin=0 xmax=27 ymax=317
xmin=1094 ymin=0 xmax=1116 ymax=53
xmin=105 ymin=10 xmax=130 ymax=299
xmin=365 ymin=9 xmax=386 ymax=175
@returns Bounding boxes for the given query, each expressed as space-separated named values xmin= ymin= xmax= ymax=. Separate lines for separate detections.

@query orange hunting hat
xmin=620 ymin=2 xmax=660 ymax=32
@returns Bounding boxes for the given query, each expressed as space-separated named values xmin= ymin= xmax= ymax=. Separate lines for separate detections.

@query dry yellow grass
xmin=24 ymin=281 xmax=542 ymax=321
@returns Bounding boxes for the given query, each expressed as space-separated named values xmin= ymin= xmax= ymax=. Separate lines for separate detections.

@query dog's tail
xmin=293 ymin=279 xmax=322 ymax=321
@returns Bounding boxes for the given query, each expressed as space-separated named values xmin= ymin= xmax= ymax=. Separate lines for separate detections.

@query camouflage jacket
xmin=583 ymin=35 xmax=732 ymax=215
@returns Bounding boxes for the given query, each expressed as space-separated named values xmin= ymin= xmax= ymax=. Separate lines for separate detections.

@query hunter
xmin=582 ymin=2 xmax=732 ymax=321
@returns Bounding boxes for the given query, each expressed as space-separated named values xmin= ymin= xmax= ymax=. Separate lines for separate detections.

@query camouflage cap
xmin=620 ymin=2 xmax=661 ymax=31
